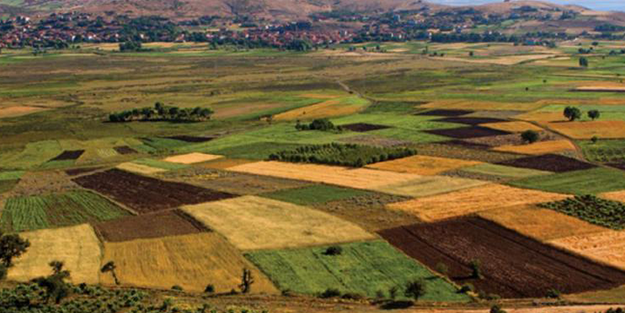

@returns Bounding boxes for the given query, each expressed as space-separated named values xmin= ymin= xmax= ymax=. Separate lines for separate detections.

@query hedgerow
xmin=268 ymin=143 xmax=416 ymax=167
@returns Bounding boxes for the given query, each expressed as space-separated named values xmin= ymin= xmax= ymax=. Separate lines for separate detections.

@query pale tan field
xmin=440 ymin=54 xmax=556 ymax=65
xmin=376 ymin=175 xmax=488 ymax=198
xmin=274 ymin=98 xmax=368 ymax=121
xmin=492 ymin=140 xmax=577 ymax=155
xmin=549 ymin=230 xmax=625 ymax=270
xmin=116 ymin=162 xmax=165 ymax=175
xmin=481 ymin=121 xmax=543 ymax=133
xmin=100 ymin=233 xmax=278 ymax=293
xmin=201 ymin=158 xmax=255 ymax=170
xmin=422 ymin=100 xmax=543 ymax=111
xmin=601 ymin=190 xmax=625 ymax=203
xmin=517 ymin=111 xmax=567 ymax=123
xmin=367 ymin=155 xmax=481 ymax=176
xmin=478 ymin=205 xmax=607 ymax=241
xmin=0 ymin=106 xmax=48 ymax=118
xmin=163 ymin=152 xmax=223 ymax=164
xmin=182 ymin=196 xmax=375 ymax=250
xmin=388 ymin=184 xmax=569 ymax=222
xmin=547 ymin=121 xmax=625 ymax=139
xmin=9 ymin=224 xmax=102 ymax=284
xmin=228 ymin=161 xmax=421 ymax=190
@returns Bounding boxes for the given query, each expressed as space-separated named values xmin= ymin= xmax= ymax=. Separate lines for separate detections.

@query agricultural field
xmin=182 ymin=196 xmax=375 ymax=250
xmin=378 ymin=217 xmax=625 ymax=298
xmin=245 ymin=240 xmax=469 ymax=301
xmin=539 ymin=195 xmax=625 ymax=230
xmin=261 ymin=184 xmax=370 ymax=206
xmin=510 ymin=167 xmax=625 ymax=195
xmin=1 ymin=190 xmax=129 ymax=232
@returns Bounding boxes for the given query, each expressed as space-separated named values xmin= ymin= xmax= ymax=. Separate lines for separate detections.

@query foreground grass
xmin=509 ymin=167 xmax=625 ymax=195
xmin=261 ymin=184 xmax=370 ymax=206
xmin=245 ymin=240 xmax=469 ymax=302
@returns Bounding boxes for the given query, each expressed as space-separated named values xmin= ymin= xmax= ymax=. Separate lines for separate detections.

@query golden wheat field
xmin=549 ymin=231 xmax=625 ymax=270
xmin=201 ymin=158 xmax=255 ymax=170
xmin=116 ymin=162 xmax=165 ymax=175
xmin=601 ymin=190 xmax=625 ymax=203
xmin=8 ymin=224 xmax=102 ymax=284
xmin=492 ymin=140 xmax=577 ymax=155
xmin=274 ymin=98 xmax=367 ymax=121
xmin=546 ymin=121 xmax=625 ymax=139
xmin=422 ymin=100 xmax=544 ymax=111
xmin=100 ymin=233 xmax=279 ymax=293
xmin=388 ymin=184 xmax=569 ymax=222
xmin=367 ymin=155 xmax=481 ymax=176
xmin=376 ymin=175 xmax=488 ymax=198
xmin=182 ymin=196 xmax=375 ymax=250
xmin=480 ymin=121 xmax=543 ymax=133
xmin=478 ymin=205 xmax=607 ymax=241
xmin=163 ymin=152 xmax=223 ymax=164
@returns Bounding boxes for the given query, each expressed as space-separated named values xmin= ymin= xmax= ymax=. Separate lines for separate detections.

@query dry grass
xmin=182 ymin=196 xmax=375 ymax=250
xmin=163 ymin=153 xmax=223 ymax=164
xmin=228 ymin=161 xmax=421 ymax=190
xmin=481 ymin=121 xmax=543 ymax=133
xmin=100 ymin=233 xmax=278 ymax=293
xmin=0 ymin=106 xmax=48 ymax=118
xmin=440 ymin=54 xmax=556 ymax=65
xmin=422 ymin=100 xmax=543 ymax=112
xmin=367 ymin=155 xmax=481 ymax=176
xmin=601 ymin=190 xmax=625 ymax=203
xmin=388 ymin=184 xmax=569 ymax=222
xmin=376 ymin=176 xmax=488 ymax=198
xmin=201 ymin=158 xmax=255 ymax=170
xmin=516 ymin=111 xmax=567 ymax=123
xmin=116 ymin=162 xmax=165 ymax=175
xmin=547 ymin=121 xmax=625 ymax=139
xmin=492 ymin=140 xmax=577 ymax=155
xmin=478 ymin=205 xmax=607 ymax=241
xmin=274 ymin=98 xmax=367 ymax=121
xmin=8 ymin=224 xmax=101 ymax=284
xmin=549 ymin=230 xmax=625 ymax=270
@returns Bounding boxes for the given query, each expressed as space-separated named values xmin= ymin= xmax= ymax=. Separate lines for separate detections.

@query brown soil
xmin=435 ymin=117 xmax=506 ymax=125
xmin=113 ymin=146 xmax=138 ymax=155
xmin=95 ymin=209 xmax=208 ymax=242
xmin=73 ymin=169 xmax=237 ymax=214
xmin=340 ymin=123 xmax=390 ymax=132
xmin=497 ymin=154 xmax=596 ymax=173
xmin=416 ymin=109 xmax=473 ymax=117
xmin=463 ymin=131 xmax=559 ymax=147
xmin=378 ymin=217 xmax=625 ymax=298
xmin=50 ymin=150 xmax=85 ymax=161
xmin=338 ymin=135 xmax=412 ymax=147
xmin=415 ymin=143 xmax=520 ymax=163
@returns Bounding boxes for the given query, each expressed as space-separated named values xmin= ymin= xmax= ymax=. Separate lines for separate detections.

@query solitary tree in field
xmin=35 ymin=261 xmax=71 ymax=304
xmin=101 ymin=261 xmax=120 ymax=285
xmin=405 ymin=279 xmax=427 ymax=302
xmin=521 ymin=130 xmax=539 ymax=144
xmin=239 ymin=268 xmax=254 ymax=294
xmin=564 ymin=106 xmax=582 ymax=121
xmin=591 ymin=136 xmax=599 ymax=144
xmin=579 ymin=57 xmax=589 ymax=67
xmin=0 ymin=231 xmax=30 ymax=268
xmin=470 ymin=259 xmax=483 ymax=279
xmin=588 ymin=110 xmax=601 ymax=120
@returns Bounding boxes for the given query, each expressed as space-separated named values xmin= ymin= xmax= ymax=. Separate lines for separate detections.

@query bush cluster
xmin=108 ymin=102 xmax=213 ymax=123
xmin=295 ymin=118 xmax=342 ymax=132
xmin=539 ymin=195 xmax=625 ymax=230
xmin=268 ymin=143 xmax=417 ymax=167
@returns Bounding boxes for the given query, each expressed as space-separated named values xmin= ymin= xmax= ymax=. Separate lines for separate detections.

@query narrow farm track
xmin=511 ymin=117 xmax=587 ymax=161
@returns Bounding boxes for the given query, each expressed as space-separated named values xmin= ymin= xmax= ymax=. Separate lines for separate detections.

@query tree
xmin=0 ymin=232 xmax=30 ymax=268
xmin=388 ymin=286 xmax=399 ymax=300
xmin=490 ymin=304 xmax=507 ymax=313
xmin=588 ymin=109 xmax=601 ymax=120
xmin=101 ymin=261 xmax=120 ymax=285
xmin=579 ymin=57 xmax=589 ymax=67
xmin=591 ymin=136 xmax=599 ymax=144
xmin=35 ymin=261 xmax=71 ymax=304
xmin=521 ymin=130 xmax=539 ymax=144
xmin=404 ymin=279 xmax=427 ymax=301
xmin=470 ymin=259 xmax=483 ymax=279
xmin=564 ymin=106 xmax=582 ymax=121
xmin=239 ymin=268 xmax=254 ymax=294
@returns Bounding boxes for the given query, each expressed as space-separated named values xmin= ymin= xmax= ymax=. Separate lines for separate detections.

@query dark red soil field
xmin=95 ymin=209 xmax=208 ymax=242
xmin=340 ymin=123 xmax=390 ymax=132
xmin=435 ymin=117 xmax=507 ymax=125
xmin=51 ymin=150 xmax=85 ymax=161
xmin=378 ymin=217 xmax=625 ymax=298
xmin=164 ymin=135 xmax=215 ymax=143
xmin=113 ymin=146 xmax=138 ymax=155
xmin=425 ymin=126 xmax=510 ymax=139
xmin=609 ymin=163 xmax=625 ymax=171
xmin=416 ymin=109 xmax=473 ymax=117
xmin=497 ymin=154 xmax=596 ymax=173
xmin=65 ymin=167 xmax=103 ymax=176
xmin=443 ymin=140 xmax=492 ymax=150
xmin=73 ymin=169 xmax=237 ymax=214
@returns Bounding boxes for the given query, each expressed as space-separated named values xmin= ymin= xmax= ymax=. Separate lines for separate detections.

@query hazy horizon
xmin=428 ymin=0 xmax=624 ymax=11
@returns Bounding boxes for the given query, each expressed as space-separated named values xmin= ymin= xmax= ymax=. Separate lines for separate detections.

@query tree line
xmin=108 ymin=102 xmax=214 ymax=123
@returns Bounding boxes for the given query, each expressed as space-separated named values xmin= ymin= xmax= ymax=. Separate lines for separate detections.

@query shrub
xmin=564 ymin=106 xmax=582 ymax=121
xmin=324 ymin=246 xmax=343 ymax=256
xmin=490 ymin=304 xmax=507 ymax=313
xmin=546 ymin=288 xmax=561 ymax=299
xmin=388 ymin=286 xmax=399 ymax=300
xmin=459 ymin=283 xmax=474 ymax=294
xmin=404 ymin=279 xmax=427 ymax=301
xmin=521 ymin=130 xmax=539 ymax=144
xmin=204 ymin=284 xmax=215 ymax=294
xmin=319 ymin=288 xmax=342 ymax=298
xmin=470 ymin=259 xmax=482 ymax=279
xmin=588 ymin=110 xmax=601 ymax=121
xmin=171 ymin=285 xmax=183 ymax=292
xmin=342 ymin=292 xmax=365 ymax=300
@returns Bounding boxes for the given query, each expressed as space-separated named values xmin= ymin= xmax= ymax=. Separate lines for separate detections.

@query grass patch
xmin=509 ymin=167 xmax=625 ymax=195
xmin=141 ymin=137 xmax=190 ymax=151
xmin=363 ymin=101 xmax=424 ymax=114
xmin=208 ymin=142 xmax=303 ymax=160
xmin=580 ymin=139 xmax=625 ymax=164
xmin=245 ymin=240 xmax=468 ymax=301
xmin=539 ymin=195 xmax=625 ymax=230
xmin=0 ymin=171 xmax=24 ymax=181
xmin=461 ymin=163 xmax=552 ymax=179
xmin=0 ymin=180 xmax=18 ymax=194
xmin=133 ymin=158 xmax=190 ymax=171
xmin=262 ymin=185 xmax=370 ymax=206
xmin=1 ymin=190 xmax=130 ymax=232
xmin=269 ymin=143 xmax=416 ymax=167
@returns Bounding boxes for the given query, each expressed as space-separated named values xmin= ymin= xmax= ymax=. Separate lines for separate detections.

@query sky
xmin=427 ymin=0 xmax=624 ymax=12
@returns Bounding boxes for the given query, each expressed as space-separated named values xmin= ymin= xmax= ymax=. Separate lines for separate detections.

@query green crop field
xmin=261 ymin=184 xmax=370 ymax=206
xmin=245 ymin=240 xmax=469 ymax=302
xmin=132 ymin=158 xmax=190 ymax=170
xmin=580 ymin=140 xmax=625 ymax=164
xmin=539 ymin=195 xmax=625 ymax=230
xmin=460 ymin=163 xmax=552 ymax=179
xmin=509 ymin=168 xmax=625 ymax=195
xmin=1 ymin=190 xmax=130 ymax=232
xmin=269 ymin=143 xmax=416 ymax=167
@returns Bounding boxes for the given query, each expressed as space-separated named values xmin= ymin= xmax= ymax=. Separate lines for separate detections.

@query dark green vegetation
xmin=245 ymin=241 xmax=469 ymax=302
xmin=1 ymin=191 xmax=129 ymax=232
xmin=108 ymin=102 xmax=214 ymax=123
xmin=580 ymin=140 xmax=625 ymax=164
xmin=295 ymin=119 xmax=340 ymax=132
xmin=268 ymin=143 xmax=417 ymax=167
xmin=509 ymin=168 xmax=625 ymax=195
xmin=521 ymin=130 xmax=539 ymax=144
xmin=539 ymin=195 xmax=625 ymax=230
xmin=261 ymin=185 xmax=370 ymax=206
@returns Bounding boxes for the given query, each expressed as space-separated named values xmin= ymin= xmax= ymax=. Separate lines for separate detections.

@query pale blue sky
xmin=427 ymin=0 xmax=624 ymax=11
